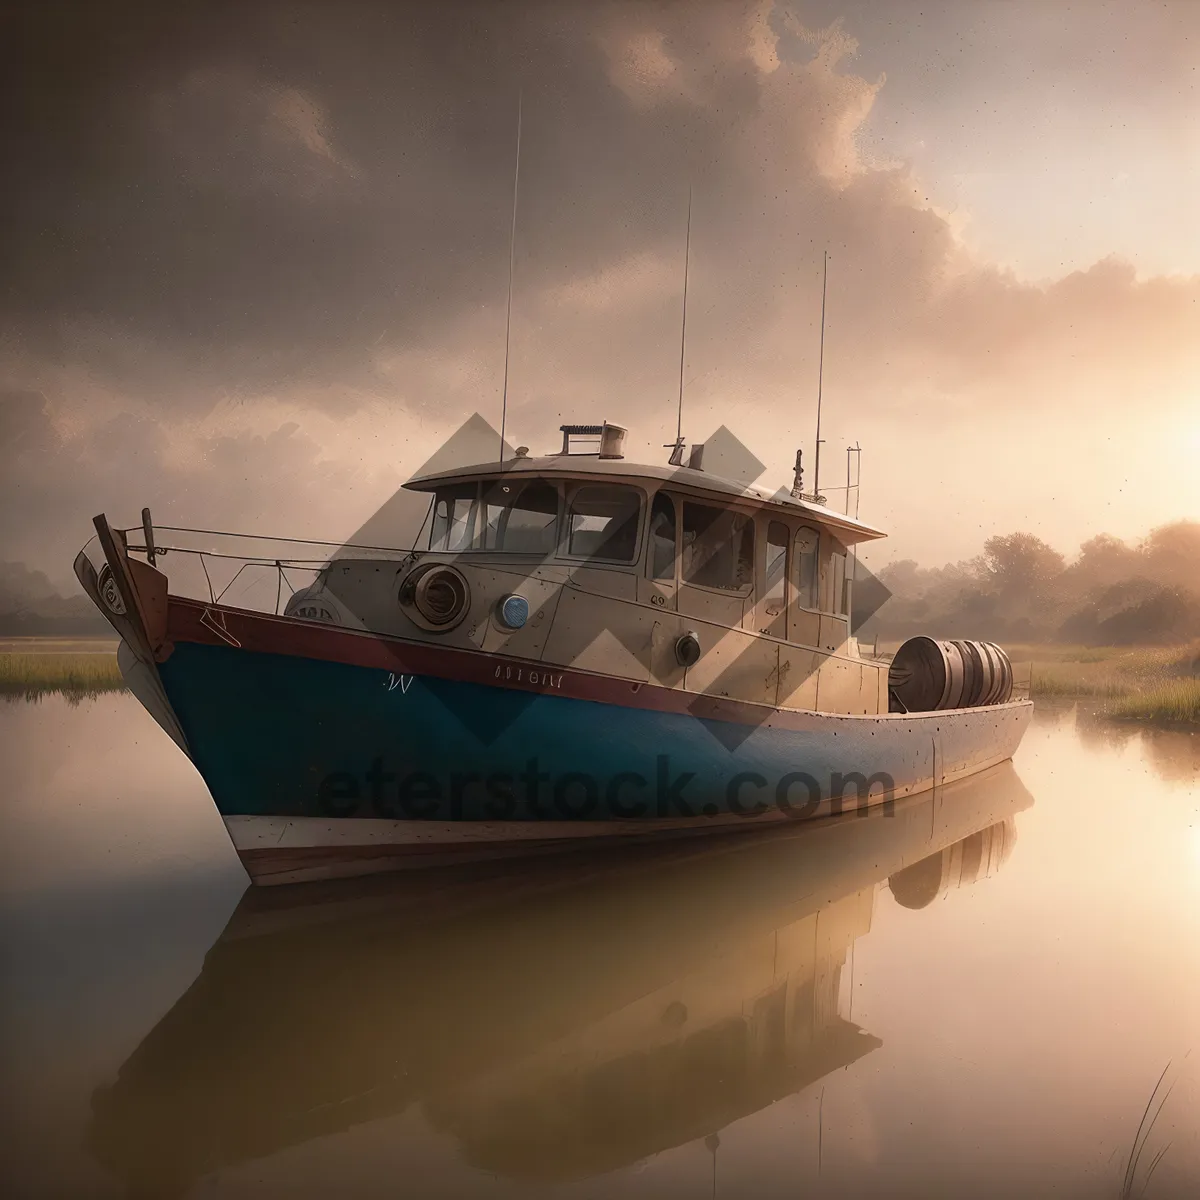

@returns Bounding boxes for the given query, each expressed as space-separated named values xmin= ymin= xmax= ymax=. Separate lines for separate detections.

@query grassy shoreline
xmin=0 ymin=651 xmax=127 ymax=702
xmin=1014 ymin=642 xmax=1200 ymax=724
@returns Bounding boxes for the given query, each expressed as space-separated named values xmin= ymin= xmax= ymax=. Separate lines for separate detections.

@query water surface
xmin=2 ymin=696 xmax=1198 ymax=1198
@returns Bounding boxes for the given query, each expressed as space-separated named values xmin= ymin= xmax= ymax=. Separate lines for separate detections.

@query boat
xmin=87 ymin=760 xmax=1032 ymax=1195
xmin=75 ymin=419 xmax=1032 ymax=885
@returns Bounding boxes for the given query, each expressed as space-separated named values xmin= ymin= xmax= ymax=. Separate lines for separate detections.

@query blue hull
xmin=157 ymin=640 xmax=1029 ymax=823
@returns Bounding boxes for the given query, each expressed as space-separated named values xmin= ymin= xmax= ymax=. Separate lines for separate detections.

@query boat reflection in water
xmin=89 ymin=761 xmax=1033 ymax=1196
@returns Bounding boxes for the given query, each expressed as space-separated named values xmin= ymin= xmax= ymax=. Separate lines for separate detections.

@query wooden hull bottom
xmin=227 ymin=745 xmax=1015 ymax=885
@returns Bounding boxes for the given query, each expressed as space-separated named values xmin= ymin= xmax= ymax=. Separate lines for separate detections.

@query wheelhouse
xmin=407 ymin=449 xmax=883 ymax=651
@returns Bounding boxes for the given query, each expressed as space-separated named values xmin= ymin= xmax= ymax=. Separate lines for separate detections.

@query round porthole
xmin=675 ymin=630 xmax=701 ymax=667
xmin=399 ymin=564 xmax=471 ymax=632
xmin=496 ymin=593 xmax=529 ymax=629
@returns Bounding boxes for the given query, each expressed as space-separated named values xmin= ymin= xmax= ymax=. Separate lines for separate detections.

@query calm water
xmin=1 ymin=696 xmax=1198 ymax=1199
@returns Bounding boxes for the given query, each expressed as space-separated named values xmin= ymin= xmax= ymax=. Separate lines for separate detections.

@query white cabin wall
xmin=682 ymin=624 xmax=779 ymax=707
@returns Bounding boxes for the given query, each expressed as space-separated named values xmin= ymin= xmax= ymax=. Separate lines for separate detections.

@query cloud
xmin=152 ymin=68 xmax=360 ymax=199
xmin=0 ymin=390 xmax=397 ymax=583
xmin=1 ymin=0 xmax=1197 ymax=575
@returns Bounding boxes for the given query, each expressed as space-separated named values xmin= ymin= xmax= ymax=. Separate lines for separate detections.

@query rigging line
xmin=215 ymin=562 xmax=250 ymax=603
xmin=499 ymin=90 xmax=522 ymax=461
xmin=675 ymin=186 xmax=693 ymax=448
xmin=142 ymin=546 xmax=333 ymax=567
xmin=412 ymin=495 xmax=435 ymax=553
xmin=199 ymin=554 xmax=215 ymax=604
xmin=145 ymin=526 xmax=421 ymax=555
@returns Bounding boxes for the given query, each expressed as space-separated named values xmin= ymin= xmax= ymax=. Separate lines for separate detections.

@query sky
xmin=2 ymin=0 xmax=1199 ymax=585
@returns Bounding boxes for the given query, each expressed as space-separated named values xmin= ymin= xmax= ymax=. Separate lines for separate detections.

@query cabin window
xmin=830 ymin=546 xmax=849 ymax=615
xmin=566 ymin=485 xmax=642 ymax=562
xmin=649 ymin=493 xmax=677 ymax=580
xmin=764 ymin=521 xmax=789 ymax=615
xmin=681 ymin=503 xmax=754 ymax=591
xmin=430 ymin=484 xmax=478 ymax=552
xmin=480 ymin=480 xmax=560 ymax=554
xmin=795 ymin=526 xmax=819 ymax=609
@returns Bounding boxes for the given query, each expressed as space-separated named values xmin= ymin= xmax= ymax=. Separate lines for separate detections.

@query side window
xmin=649 ymin=493 xmax=677 ymax=580
xmin=430 ymin=484 xmax=478 ymax=551
xmin=566 ymin=485 xmax=642 ymax=562
xmin=764 ymin=521 xmax=789 ymax=614
xmin=830 ymin=546 xmax=848 ymax=615
xmin=681 ymin=503 xmax=754 ymax=591
xmin=795 ymin=526 xmax=819 ymax=609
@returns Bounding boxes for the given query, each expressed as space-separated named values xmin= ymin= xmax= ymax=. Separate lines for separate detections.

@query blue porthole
xmin=497 ymin=594 xmax=529 ymax=629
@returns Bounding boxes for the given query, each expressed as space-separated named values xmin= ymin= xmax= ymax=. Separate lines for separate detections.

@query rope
xmin=215 ymin=562 xmax=250 ymax=603
xmin=128 ymin=524 xmax=423 ymax=555
xmin=199 ymin=554 xmax=215 ymax=604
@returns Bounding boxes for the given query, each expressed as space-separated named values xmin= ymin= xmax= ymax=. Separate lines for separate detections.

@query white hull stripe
xmin=224 ymin=811 xmax=767 ymax=852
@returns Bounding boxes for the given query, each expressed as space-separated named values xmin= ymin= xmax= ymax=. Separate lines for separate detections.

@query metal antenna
xmin=813 ymin=249 xmax=828 ymax=501
xmin=847 ymin=441 xmax=862 ymax=625
xmin=666 ymin=187 xmax=692 ymax=467
xmin=498 ymin=92 xmax=523 ymax=461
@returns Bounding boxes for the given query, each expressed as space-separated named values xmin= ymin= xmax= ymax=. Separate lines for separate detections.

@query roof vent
xmin=559 ymin=422 xmax=627 ymax=459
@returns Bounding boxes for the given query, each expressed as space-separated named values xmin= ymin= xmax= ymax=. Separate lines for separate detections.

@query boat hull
xmin=144 ymin=613 xmax=1031 ymax=884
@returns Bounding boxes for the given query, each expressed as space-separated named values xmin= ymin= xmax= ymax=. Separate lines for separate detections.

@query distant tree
xmin=1097 ymin=586 xmax=1200 ymax=645
xmin=980 ymin=533 xmax=1065 ymax=596
xmin=876 ymin=559 xmax=922 ymax=594
xmin=1141 ymin=521 xmax=1200 ymax=590
xmin=1071 ymin=533 xmax=1140 ymax=589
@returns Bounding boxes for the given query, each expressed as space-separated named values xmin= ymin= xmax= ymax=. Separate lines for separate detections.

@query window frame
xmin=793 ymin=524 xmax=821 ymax=613
xmin=762 ymin=518 xmax=790 ymax=618
xmin=826 ymin=540 xmax=850 ymax=617
xmin=645 ymin=489 xmax=680 ymax=584
xmin=558 ymin=481 xmax=648 ymax=566
xmin=678 ymin=498 xmax=756 ymax=596
xmin=428 ymin=483 xmax=481 ymax=553
xmin=429 ymin=478 xmax=565 ymax=556
xmin=479 ymin=477 xmax=563 ymax=556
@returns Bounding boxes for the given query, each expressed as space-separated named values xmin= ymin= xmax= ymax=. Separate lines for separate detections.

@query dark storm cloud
xmin=7 ymin=0 xmax=1196 ymax=415
xmin=0 ymin=389 xmax=373 ymax=579
xmin=2 ymin=0 xmax=1197 ymax=577
xmin=2 ymin=0 xmax=740 ymax=402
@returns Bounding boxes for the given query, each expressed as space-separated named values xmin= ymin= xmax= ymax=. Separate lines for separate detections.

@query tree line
xmin=864 ymin=520 xmax=1200 ymax=645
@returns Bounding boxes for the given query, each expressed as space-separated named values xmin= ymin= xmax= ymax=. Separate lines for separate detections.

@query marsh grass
xmin=1108 ymin=679 xmax=1200 ymax=725
xmin=1119 ymin=1061 xmax=1176 ymax=1199
xmin=1027 ymin=671 xmax=1135 ymax=699
xmin=0 ymin=652 xmax=126 ymax=702
xmin=1009 ymin=641 xmax=1200 ymax=724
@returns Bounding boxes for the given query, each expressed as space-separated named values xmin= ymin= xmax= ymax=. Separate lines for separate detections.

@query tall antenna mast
xmin=667 ymin=187 xmax=692 ymax=467
xmin=498 ymin=92 xmax=523 ymax=460
xmin=813 ymin=249 xmax=828 ymax=502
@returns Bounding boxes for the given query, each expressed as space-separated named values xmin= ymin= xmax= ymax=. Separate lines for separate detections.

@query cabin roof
xmin=403 ymin=454 xmax=887 ymax=543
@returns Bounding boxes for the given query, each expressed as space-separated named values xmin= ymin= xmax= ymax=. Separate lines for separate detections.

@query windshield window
xmin=480 ymin=480 xmax=560 ymax=554
xmin=429 ymin=485 xmax=477 ymax=552
xmin=566 ymin=485 xmax=642 ymax=562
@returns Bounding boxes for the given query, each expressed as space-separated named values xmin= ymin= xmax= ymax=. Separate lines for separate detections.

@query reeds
xmin=1028 ymin=671 xmax=1134 ymax=699
xmin=1020 ymin=640 xmax=1199 ymax=723
xmin=1119 ymin=1061 xmax=1176 ymax=1199
xmin=1108 ymin=679 xmax=1200 ymax=725
xmin=0 ymin=652 xmax=126 ymax=702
